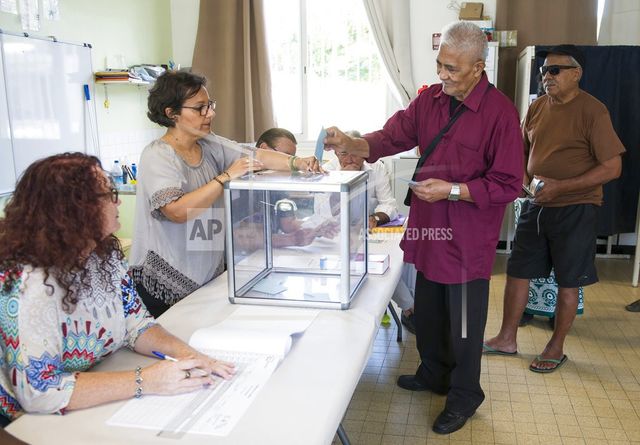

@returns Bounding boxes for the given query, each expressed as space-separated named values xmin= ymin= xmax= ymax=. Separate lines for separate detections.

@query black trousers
xmin=413 ymin=272 xmax=489 ymax=417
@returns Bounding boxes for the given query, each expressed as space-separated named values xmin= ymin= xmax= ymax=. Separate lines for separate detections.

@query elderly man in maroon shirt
xmin=325 ymin=22 xmax=523 ymax=435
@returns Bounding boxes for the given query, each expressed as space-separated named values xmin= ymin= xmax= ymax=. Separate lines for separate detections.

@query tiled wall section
xmin=99 ymin=128 xmax=164 ymax=170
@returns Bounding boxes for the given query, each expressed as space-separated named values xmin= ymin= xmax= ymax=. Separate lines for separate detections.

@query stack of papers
xmin=95 ymin=70 xmax=148 ymax=84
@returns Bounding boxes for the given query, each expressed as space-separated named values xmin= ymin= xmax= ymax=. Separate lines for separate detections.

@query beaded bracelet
xmin=213 ymin=177 xmax=224 ymax=187
xmin=222 ymin=170 xmax=231 ymax=181
xmin=134 ymin=366 xmax=143 ymax=398
xmin=288 ymin=155 xmax=299 ymax=172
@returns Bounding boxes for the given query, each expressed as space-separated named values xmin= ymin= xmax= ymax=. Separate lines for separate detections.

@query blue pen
xmin=152 ymin=350 xmax=177 ymax=361
xmin=152 ymin=351 xmax=208 ymax=377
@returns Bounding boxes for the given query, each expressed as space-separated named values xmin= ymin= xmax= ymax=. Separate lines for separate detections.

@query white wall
xmin=171 ymin=0 xmax=200 ymax=67
xmin=0 ymin=0 xmax=173 ymax=169
xmin=409 ymin=0 xmax=496 ymax=88
xmin=599 ymin=0 xmax=640 ymax=44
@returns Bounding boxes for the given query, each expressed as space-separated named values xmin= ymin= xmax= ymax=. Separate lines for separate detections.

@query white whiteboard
xmin=0 ymin=33 xmax=98 ymax=194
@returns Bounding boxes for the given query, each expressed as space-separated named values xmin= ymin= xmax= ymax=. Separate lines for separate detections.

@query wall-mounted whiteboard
xmin=0 ymin=32 xmax=98 ymax=194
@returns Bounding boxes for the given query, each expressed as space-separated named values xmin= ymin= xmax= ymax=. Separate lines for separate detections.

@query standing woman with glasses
xmin=130 ymin=71 xmax=321 ymax=317
xmin=0 ymin=153 xmax=235 ymax=426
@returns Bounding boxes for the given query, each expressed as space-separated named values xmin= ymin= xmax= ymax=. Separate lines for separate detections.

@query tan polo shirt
xmin=523 ymin=90 xmax=626 ymax=207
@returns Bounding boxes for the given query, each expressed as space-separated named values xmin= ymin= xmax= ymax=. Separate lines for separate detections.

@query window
xmin=264 ymin=0 xmax=388 ymax=141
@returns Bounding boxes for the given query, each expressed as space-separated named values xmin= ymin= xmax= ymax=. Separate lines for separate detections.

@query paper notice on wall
xmin=43 ymin=0 xmax=59 ymax=20
xmin=18 ymin=0 xmax=40 ymax=31
xmin=1 ymin=0 xmax=18 ymax=14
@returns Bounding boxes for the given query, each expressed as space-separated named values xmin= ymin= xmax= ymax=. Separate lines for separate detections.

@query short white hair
xmin=440 ymin=21 xmax=488 ymax=62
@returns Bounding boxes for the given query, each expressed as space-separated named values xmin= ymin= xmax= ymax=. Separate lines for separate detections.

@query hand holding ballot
xmin=409 ymin=178 xmax=457 ymax=203
xmin=322 ymin=126 xmax=370 ymax=158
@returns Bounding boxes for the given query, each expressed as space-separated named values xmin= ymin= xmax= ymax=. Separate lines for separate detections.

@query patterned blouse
xmin=0 ymin=254 xmax=156 ymax=421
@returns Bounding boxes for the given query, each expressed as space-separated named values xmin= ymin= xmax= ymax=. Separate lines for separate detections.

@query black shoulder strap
xmin=403 ymin=105 xmax=467 ymax=206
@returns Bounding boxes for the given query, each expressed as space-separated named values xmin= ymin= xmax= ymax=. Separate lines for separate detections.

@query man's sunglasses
xmin=539 ymin=65 xmax=578 ymax=76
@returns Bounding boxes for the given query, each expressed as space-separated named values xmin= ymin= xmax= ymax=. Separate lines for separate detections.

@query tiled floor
xmin=333 ymin=255 xmax=640 ymax=445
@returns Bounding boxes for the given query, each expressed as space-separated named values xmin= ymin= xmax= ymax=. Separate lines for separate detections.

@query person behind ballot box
xmin=130 ymin=71 xmax=322 ymax=318
xmin=0 ymin=153 xmax=235 ymax=425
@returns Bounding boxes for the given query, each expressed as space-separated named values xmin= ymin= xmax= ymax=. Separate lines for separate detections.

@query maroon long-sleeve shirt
xmin=364 ymin=74 xmax=523 ymax=284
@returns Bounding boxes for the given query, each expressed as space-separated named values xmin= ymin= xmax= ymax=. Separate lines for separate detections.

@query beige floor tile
xmin=581 ymin=427 xmax=606 ymax=439
xmin=558 ymin=424 xmax=584 ymax=438
xmin=401 ymin=436 xmax=426 ymax=445
xmin=470 ymin=429 xmax=494 ymax=443
xmin=536 ymin=423 xmax=560 ymax=436
xmin=362 ymin=420 xmax=385 ymax=434
xmin=560 ymin=438 xmax=586 ymax=445
xmin=470 ymin=418 xmax=493 ymax=431
xmin=403 ymin=424 xmax=427 ymax=437
xmin=386 ymin=412 xmax=408 ymax=424
xmin=515 ymin=433 xmax=541 ymax=444
xmin=597 ymin=416 xmax=623 ymax=429
xmin=493 ymin=431 xmax=516 ymax=443
xmin=383 ymin=423 xmax=406 ymax=436
xmin=357 ymin=432 xmax=382 ymax=445
xmin=380 ymin=434 xmax=405 ymax=445
xmin=340 ymin=259 xmax=640 ymax=445
xmin=602 ymin=428 xmax=630 ymax=441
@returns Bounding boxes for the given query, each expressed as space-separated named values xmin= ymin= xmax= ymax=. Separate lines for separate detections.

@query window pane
xmin=265 ymin=0 xmax=387 ymax=140
xmin=306 ymin=0 xmax=386 ymax=137
xmin=264 ymin=0 xmax=303 ymax=134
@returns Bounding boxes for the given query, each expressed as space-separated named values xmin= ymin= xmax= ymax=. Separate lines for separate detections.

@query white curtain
xmin=362 ymin=0 xmax=416 ymax=107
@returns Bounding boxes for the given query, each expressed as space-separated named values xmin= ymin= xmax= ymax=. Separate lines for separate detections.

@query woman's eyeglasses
xmin=101 ymin=187 xmax=119 ymax=203
xmin=539 ymin=65 xmax=578 ymax=76
xmin=182 ymin=99 xmax=216 ymax=116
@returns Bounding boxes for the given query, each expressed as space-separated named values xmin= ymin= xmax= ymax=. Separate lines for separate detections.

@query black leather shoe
xmin=432 ymin=409 xmax=471 ymax=435
xmin=401 ymin=312 xmax=416 ymax=334
xmin=626 ymin=299 xmax=640 ymax=312
xmin=396 ymin=375 xmax=447 ymax=395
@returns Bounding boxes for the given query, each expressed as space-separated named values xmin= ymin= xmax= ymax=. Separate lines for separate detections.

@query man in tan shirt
xmin=484 ymin=45 xmax=625 ymax=372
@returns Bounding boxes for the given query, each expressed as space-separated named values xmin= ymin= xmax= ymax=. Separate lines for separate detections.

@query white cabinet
xmin=485 ymin=41 xmax=499 ymax=85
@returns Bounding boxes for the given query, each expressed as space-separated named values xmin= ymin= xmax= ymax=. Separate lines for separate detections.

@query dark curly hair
xmin=147 ymin=70 xmax=207 ymax=127
xmin=0 ymin=152 xmax=123 ymax=312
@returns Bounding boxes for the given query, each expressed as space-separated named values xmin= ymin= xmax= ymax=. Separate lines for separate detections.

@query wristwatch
xmin=448 ymin=183 xmax=461 ymax=201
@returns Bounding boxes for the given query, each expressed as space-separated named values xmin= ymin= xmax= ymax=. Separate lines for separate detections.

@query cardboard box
xmin=459 ymin=2 xmax=483 ymax=20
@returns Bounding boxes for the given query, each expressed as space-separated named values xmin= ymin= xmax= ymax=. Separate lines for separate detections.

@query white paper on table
xmin=107 ymin=351 xmax=279 ymax=436
xmin=107 ymin=307 xmax=318 ymax=436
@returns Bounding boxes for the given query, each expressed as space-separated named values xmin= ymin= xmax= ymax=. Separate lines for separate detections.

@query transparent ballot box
xmin=224 ymin=170 xmax=368 ymax=309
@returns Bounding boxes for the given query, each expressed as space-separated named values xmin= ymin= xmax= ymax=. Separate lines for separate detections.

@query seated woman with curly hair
xmin=0 ymin=153 xmax=234 ymax=426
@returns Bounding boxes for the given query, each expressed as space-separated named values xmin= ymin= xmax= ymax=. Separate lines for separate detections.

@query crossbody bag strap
xmin=403 ymin=105 xmax=467 ymax=206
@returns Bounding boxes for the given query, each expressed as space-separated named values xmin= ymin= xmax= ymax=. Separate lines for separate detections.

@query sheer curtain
xmin=362 ymin=0 xmax=416 ymax=107
xmin=192 ymin=0 xmax=275 ymax=142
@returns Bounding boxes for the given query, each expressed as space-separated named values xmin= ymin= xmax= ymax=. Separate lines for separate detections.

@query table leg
xmin=388 ymin=302 xmax=402 ymax=342
xmin=337 ymin=423 xmax=351 ymax=445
